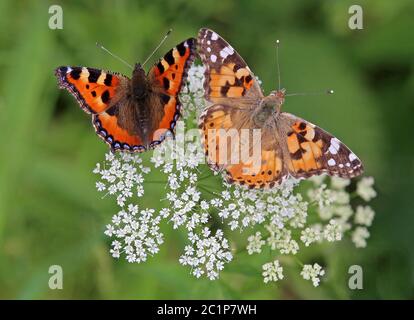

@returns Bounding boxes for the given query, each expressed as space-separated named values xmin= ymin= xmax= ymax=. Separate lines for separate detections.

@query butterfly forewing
xmin=146 ymin=38 xmax=197 ymax=147
xmin=198 ymin=28 xmax=263 ymax=105
xmin=55 ymin=66 xmax=129 ymax=114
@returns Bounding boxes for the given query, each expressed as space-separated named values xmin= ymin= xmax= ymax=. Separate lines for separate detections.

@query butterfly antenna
xmin=142 ymin=28 xmax=173 ymax=67
xmin=285 ymin=89 xmax=334 ymax=97
xmin=276 ymin=40 xmax=281 ymax=90
xmin=96 ymin=42 xmax=133 ymax=70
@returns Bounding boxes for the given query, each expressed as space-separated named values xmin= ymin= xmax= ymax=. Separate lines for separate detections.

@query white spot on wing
xmin=328 ymin=159 xmax=336 ymax=166
xmin=211 ymin=32 xmax=218 ymax=40
xmin=349 ymin=153 xmax=357 ymax=161
xmin=66 ymin=67 xmax=72 ymax=73
xmin=328 ymin=137 xmax=340 ymax=155
xmin=210 ymin=54 xmax=217 ymax=62
xmin=219 ymin=46 xmax=235 ymax=59
xmin=329 ymin=145 xmax=338 ymax=155
xmin=207 ymin=47 xmax=211 ymax=52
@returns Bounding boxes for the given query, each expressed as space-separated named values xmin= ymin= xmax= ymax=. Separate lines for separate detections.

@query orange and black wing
xmin=281 ymin=113 xmax=364 ymax=179
xmin=146 ymin=38 xmax=197 ymax=147
xmin=55 ymin=66 xmax=147 ymax=152
xmin=197 ymin=28 xmax=263 ymax=105
xmin=55 ymin=66 xmax=128 ymax=114
xmin=92 ymin=109 xmax=146 ymax=152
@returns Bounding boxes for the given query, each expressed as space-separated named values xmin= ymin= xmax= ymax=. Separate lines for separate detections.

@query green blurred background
xmin=0 ymin=0 xmax=413 ymax=299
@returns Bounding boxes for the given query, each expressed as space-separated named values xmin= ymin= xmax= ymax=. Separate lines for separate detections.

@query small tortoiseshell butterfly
xmin=197 ymin=28 xmax=363 ymax=189
xmin=55 ymin=38 xmax=196 ymax=152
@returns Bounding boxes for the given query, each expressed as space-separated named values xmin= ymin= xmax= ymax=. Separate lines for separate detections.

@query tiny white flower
xmin=334 ymin=205 xmax=354 ymax=221
xmin=308 ymin=184 xmax=333 ymax=209
xmin=323 ymin=219 xmax=343 ymax=242
xmin=96 ymin=181 xmax=106 ymax=191
xmin=318 ymin=206 xmax=334 ymax=220
xmin=357 ymin=177 xmax=377 ymax=201
xmin=104 ymin=224 xmax=115 ymax=236
xmin=332 ymin=190 xmax=350 ymax=205
xmin=354 ymin=205 xmax=375 ymax=226
xmin=330 ymin=176 xmax=350 ymax=189
xmin=352 ymin=226 xmax=370 ymax=248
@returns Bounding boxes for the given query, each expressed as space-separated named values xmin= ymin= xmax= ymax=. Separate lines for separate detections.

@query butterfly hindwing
xmin=199 ymin=104 xmax=287 ymax=189
xmin=93 ymin=108 xmax=146 ymax=152
xmin=198 ymin=28 xmax=263 ymax=104
xmin=55 ymin=66 xmax=128 ymax=114
xmin=281 ymin=113 xmax=364 ymax=179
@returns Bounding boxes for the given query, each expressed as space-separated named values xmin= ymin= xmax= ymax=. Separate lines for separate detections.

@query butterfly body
xmin=198 ymin=28 xmax=363 ymax=188
xmin=56 ymin=38 xmax=197 ymax=152
xmin=130 ymin=63 xmax=149 ymax=100
xmin=251 ymin=90 xmax=285 ymax=126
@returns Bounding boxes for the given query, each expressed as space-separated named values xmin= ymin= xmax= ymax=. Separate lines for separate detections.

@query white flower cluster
xmin=94 ymin=64 xmax=377 ymax=286
xmin=356 ymin=177 xmax=377 ymax=201
xmin=151 ymin=127 xmax=206 ymax=231
xmin=352 ymin=205 xmax=374 ymax=248
xmin=262 ymin=260 xmax=284 ymax=283
xmin=301 ymin=263 xmax=325 ymax=287
xmin=266 ymin=224 xmax=299 ymax=254
xmin=104 ymin=204 xmax=163 ymax=263
xmin=179 ymin=228 xmax=232 ymax=280
xmin=94 ymin=152 xmax=150 ymax=207
xmin=217 ymin=179 xmax=308 ymax=232
xmin=300 ymin=225 xmax=322 ymax=246
xmin=247 ymin=232 xmax=266 ymax=254
xmin=307 ymin=175 xmax=377 ymax=249
xmin=151 ymin=129 xmax=236 ymax=278
xmin=179 ymin=65 xmax=206 ymax=120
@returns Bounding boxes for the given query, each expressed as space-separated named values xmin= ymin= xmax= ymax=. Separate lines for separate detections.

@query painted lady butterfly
xmin=55 ymin=38 xmax=196 ymax=152
xmin=197 ymin=28 xmax=363 ymax=189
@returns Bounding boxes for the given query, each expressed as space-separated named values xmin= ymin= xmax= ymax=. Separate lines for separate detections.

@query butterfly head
xmin=263 ymin=88 xmax=286 ymax=112
xmin=270 ymin=88 xmax=286 ymax=100
xmin=131 ymin=63 xmax=148 ymax=99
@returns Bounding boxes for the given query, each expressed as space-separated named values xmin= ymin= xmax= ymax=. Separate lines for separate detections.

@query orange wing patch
xmin=55 ymin=66 xmax=123 ymax=114
xmin=226 ymin=149 xmax=284 ymax=189
xmin=286 ymin=121 xmax=323 ymax=175
xmin=93 ymin=112 xmax=146 ymax=152
xmin=147 ymin=95 xmax=180 ymax=148
xmin=155 ymin=96 xmax=179 ymax=131
xmin=199 ymin=105 xmax=238 ymax=170
xmin=207 ymin=63 xmax=254 ymax=99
